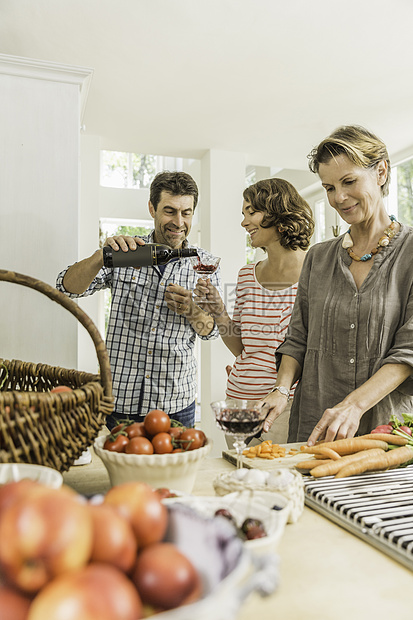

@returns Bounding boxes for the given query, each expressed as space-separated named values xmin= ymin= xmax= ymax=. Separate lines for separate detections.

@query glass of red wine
xmin=211 ymin=399 xmax=267 ymax=469
xmin=190 ymin=255 xmax=221 ymax=305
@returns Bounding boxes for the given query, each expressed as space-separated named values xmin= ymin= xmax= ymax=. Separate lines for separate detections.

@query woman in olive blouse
xmin=259 ymin=125 xmax=413 ymax=445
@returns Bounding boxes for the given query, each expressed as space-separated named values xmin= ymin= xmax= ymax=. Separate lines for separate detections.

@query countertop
xmin=62 ymin=443 xmax=413 ymax=620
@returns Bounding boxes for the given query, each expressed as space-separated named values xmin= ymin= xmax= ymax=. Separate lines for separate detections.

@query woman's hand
xmin=307 ymin=364 xmax=412 ymax=446
xmin=257 ymin=391 xmax=290 ymax=434
xmin=193 ymin=279 xmax=225 ymax=317
xmin=307 ymin=400 xmax=364 ymax=446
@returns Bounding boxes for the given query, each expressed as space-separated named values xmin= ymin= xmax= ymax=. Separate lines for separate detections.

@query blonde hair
xmin=308 ymin=125 xmax=391 ymax=196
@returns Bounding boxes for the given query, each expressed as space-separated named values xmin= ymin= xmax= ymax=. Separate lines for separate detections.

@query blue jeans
xmin=105 ymin=400 xmax=196 ymax=431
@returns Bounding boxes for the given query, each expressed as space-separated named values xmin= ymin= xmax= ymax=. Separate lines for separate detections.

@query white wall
xmin=0 ymin=56 xmax=92 ymax=369
xmin=199 ymin=149 xmax=247 ymax=456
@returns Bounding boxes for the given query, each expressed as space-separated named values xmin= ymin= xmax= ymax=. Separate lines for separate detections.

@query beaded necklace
xmin=342 ymin=215 xmax=399 ymax=262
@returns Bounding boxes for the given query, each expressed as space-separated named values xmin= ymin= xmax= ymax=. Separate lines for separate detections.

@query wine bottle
xmin=102 ymin=243 xmax=198 ymax=268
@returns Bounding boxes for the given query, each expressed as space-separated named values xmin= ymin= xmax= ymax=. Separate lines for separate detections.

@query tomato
xmin=144 ymin=410 xmax=171 ymax=436
xmin=125 ymin=422 xmax=147 ymax=439
xmin=103 ymin=434 xmax=129 ymax=453
xmin=172 ymin=448 xmax=183 ymax=453
xmin=398 ymin=426 xmax=412 ymax=436
xmin=125 ymin=437 xmax=154 ymax=455
xmin=169 ymin=426 xmax=185 ymax=440
xmin=151 ymin=432 xmax=173 ymax=454
xmin=111 ymin=423 xmax=128 ymax=435
xmin=179 ymin=428 xmax=206 ymax=451
xmin=50 ymin=385 xmax=73 ymax=393
xmin=111 ymin=421 xmax=146 ymax=439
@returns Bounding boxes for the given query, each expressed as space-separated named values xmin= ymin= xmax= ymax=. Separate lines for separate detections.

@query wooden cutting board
xmin=222 ymin=442 xmax=313 ymax=470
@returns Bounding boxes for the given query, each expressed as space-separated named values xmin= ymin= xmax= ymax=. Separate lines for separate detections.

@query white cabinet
xmin=0 ymin=54 xmax=93 ymax=369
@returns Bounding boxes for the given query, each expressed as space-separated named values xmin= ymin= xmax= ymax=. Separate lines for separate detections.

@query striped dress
xmin=226 ymin=262 xmax=297 ymax=401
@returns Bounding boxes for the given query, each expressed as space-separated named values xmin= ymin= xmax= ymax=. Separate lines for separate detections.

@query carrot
xmin=295 ymin=459 xmax=331 ymax=470
xmin=358 ymin=433 xmax=409 ymax=446
xmin=310 ymin=449 xmax=386 ymax=478
xmin=335 ymin=445 xmax=413 ymax=478
xmin=315 ymin=447 xmax=341 ymax=460
xmin=301 ymin=437 xmax=389 ymax=456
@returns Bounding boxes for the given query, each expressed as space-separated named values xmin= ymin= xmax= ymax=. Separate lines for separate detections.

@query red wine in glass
xmin=215 ymin=409 xmax=265 ymax=436
xmin=193 ymin=263 xmax=218 ymax=275
xmin=190 ymin=256 xmax=221 ymax=304
xmin=191 ymin=256 xmax=220 ymax=275
xmin=211 ymin=400 xmax=267 ymax=469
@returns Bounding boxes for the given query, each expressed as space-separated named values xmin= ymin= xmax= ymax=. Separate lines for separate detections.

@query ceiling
xmin=1 ymin=0 xmax=413 ymax=175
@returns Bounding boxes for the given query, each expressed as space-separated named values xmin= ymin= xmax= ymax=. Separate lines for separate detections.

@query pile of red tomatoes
xmin=103 ymin=410 xmax=207 ymax=455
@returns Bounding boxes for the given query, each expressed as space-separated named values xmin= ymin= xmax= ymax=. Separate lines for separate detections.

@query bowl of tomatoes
xmin=94 ymin=410 xmax=212 ymax=493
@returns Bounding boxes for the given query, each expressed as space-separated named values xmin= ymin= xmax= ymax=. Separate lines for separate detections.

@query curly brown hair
xmin=243 ymin=178 xmax=314 ymax=251
xmin=307 ymin=125 xmax=391 ymax=196
xmin=149 ymin=171 xmax=199 ymax=210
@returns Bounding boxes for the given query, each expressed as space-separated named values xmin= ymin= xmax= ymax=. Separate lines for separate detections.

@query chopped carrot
xmin=241 ymin=440 xmax=287 ymax=460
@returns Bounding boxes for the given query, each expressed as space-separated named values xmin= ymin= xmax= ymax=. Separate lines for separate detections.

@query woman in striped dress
xmin=195 ymin=178 xmax=314 ymax=443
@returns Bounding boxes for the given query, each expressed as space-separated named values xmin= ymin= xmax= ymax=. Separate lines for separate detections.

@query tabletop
xmin=62 ymin=443 xmax=413 ymax=620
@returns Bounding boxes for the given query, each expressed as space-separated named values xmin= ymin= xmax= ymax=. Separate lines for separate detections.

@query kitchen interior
xmin=1 ymin=1 xmax=413 ymax=619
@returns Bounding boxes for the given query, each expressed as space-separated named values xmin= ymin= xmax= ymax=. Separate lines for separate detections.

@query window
xmin=100 ymin=151 xmax=185 ymax=189
xmin=314 ymin=199 xmax=326 ymax=243
xmin=389 ymin=157 xmax=413 ymax=225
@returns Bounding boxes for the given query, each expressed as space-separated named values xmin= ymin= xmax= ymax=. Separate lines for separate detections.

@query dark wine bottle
xmin=102 ymin=243 xmax=198 ymax=268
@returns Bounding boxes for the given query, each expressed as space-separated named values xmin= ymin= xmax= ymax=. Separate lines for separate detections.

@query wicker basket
xmin=0 ymin=270 xmax=114 ymax=472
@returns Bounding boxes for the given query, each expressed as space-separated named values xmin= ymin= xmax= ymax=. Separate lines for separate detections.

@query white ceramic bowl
xmin=154 ymin=501 xmax=278 ymax=620
xmin=93 ymin=435 xmax=213 ymax=493
xmin=0 ymin=463 xmax=63 ymax=489
xmin=166 ymin=491 xmax=289 ymax=556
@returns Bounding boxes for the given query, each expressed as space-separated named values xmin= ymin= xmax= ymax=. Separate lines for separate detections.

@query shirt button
xmin=152 ymin=328 xmax=156 ymax=332
xmin=160 ymin=281 xmax=165 ymax=286
xmin=148 ymin=350 xmax=152 ymax=355
xmin=350 ymin=323 xmax=355 ymax=329
xmin=146 ymin=374 xmax=150 ymax=379
xmin=354 ymin=293 xmax=357 ymax=297
xmin=155 ymin=305 xmax=160 ymax=309
xmin=350 ymin=358 xmax=355 ymax=364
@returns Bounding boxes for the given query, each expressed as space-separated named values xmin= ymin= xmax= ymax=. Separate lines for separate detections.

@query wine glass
xmin=211 ymin=399 xmax=267 ymax=469
xmin=190 ymin=255 xmax=221 ymax=305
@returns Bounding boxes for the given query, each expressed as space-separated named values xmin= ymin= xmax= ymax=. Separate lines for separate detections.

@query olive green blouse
xmin=275 ymin=223 xmax=413 ymax=442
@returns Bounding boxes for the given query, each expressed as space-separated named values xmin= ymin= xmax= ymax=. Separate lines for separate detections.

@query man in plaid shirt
xmin=56 ymin=171 xmax=221 ymax=429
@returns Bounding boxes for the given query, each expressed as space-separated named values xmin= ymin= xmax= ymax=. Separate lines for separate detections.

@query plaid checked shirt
xmin=56 ymin=233 xmax=221 ymax=417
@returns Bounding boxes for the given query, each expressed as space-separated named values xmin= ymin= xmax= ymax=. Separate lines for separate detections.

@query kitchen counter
xmin=63 ymin=445 xmax=413 ymax=620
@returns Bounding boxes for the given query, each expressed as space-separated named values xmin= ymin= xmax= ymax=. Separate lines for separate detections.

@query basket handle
xmin=0 ymin=269 xmax=112 ymax=398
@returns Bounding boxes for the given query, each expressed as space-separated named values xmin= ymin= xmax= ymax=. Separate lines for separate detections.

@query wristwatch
xmin=270 ymin=385 xmax=290 ymax=401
